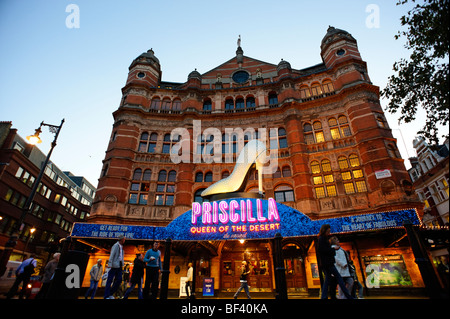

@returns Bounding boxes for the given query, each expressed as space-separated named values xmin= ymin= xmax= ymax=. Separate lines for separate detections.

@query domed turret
xmin=187 ymin=69 xmax=202 ymax=89
xmin=320 ymin=26 xmax=361 ymax=69
xmin=125 ymin=48 xmax=162 ymax=88
xmin=277 ymin=59 xmax=292 ymax=80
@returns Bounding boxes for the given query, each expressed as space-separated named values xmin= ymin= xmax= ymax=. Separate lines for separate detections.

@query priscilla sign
xmin=71 ymin=198 xmax=421 ymax=241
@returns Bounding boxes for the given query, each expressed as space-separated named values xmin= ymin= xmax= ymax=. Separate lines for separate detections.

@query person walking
xmin=233 ymin=260 xmax=251 ymax=299
xmin=185 ymin=262 xmax=193 ymax=299
xmin=143 ymin=241 xmax=161 ymax=299
xmin=84 ymin=259 xmax=103 ymax=299
xmin=6 ymin=255 xmax=37 ymax=299
xmin=104 ymin=236 xmax=125 ymax=299
xmin=316 ymin=224 xmax=353 ymax=299
xmin=330 ymin=237 xmax=354 ymax=299
xmin=35 ymin=253 xmax=61 ymax=299
xmin=123 ymin=253 xmax=145 ymax=299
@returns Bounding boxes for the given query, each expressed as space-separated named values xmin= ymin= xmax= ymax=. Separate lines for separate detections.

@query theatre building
xmin=73 ymin=27 xmax=434 ymax=297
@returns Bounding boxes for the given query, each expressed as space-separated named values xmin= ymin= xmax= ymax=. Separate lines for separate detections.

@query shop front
xmin=71 ymin=197 xmax=425 ymax=297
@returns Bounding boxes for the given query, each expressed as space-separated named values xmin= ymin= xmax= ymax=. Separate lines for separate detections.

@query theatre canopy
xmin=71 ymin=198 xmax=421 ymax=241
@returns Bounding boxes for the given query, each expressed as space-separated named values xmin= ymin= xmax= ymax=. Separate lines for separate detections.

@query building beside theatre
xmin=79 ymin=27 xmax=431 ymax=296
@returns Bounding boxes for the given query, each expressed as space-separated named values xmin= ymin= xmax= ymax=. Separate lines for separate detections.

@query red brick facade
xmin=90 ymin=27 xmax=422 ymax=226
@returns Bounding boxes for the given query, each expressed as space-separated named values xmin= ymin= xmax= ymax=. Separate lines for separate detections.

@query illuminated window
xmin=311 ymin=83 xmax=322 ymax=96
xmin=299 ymin=85 xmax=311 ymax=99
xmin=353 ymin=169 xmax=364 ymax=179
xmin=311 ymin=161 xmax=321 ymax=174
xmin=321 ymin=159 xmax=332 ymax=172
xmin=329 ymin=115 xmax=351 ymax=139
xmin=315 ymin=187 xmax=325 ymax=198
xmin=341 ymin=171 xmax=352 ymax=180
xmin=349 ymin=154 xmax=360 ymax=167
xmin=344 ymin=182 xmax=355 ymax=194
xmin=356 ymin=181 xmax=367 ymax=192
xmin=324 ymin=174 xmax=334 ymax=183
xmin=313 ymin=176 xmax=323 ymax=185
xmin=338 ymin=156 xmax=349 ymax=169
xmin=326 ymin=185 xmax=337 ymax=196
xmin=322 ymin=80 xmax=334 ymax=93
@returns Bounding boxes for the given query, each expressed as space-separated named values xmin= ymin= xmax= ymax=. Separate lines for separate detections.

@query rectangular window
xmin=156 ymin=184 xmax=165 ymax=192
xmin=341 ymin=171 xmax=352 ymax=180
xmin=341 ymin=125 xmax=351 ymax=137
xmin=344 ymin=182 xmax=355 ymax=194
xmin=139 ymin=194 xmax=148 ymax=205
xmin=324 ymin=174 xmax=334 ymax=183
xmin=356 ymin=181 xmax=367 ymax=192
xmin=315 ymin=187 xmax=325 ymax=198
xmin=315 ymin=131 xmax=325 ymax=143
xmin=165 ymin=195 xmax=174 ymax=206
xmin=326 ymin=185 xmax=337 ymax=197
xmin=128 ymin=193 xmax=138 ymax=204
xmin=305 ymin=133 xmax=315 ymax=145
xmin=148 ymin=143 xmax=156 ymax=153
xmin=330 ymin=128 xmax=341 ymax=140
xmin=313 ymin=176 xmax=323 ymax=185
xmin=155 ymin=195 xmax=164 ymax=206
xmin=352 ymin=169 xmax=364 ymax=179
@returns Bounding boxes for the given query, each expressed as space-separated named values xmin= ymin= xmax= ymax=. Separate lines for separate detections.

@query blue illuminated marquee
xmin=71 ymin=198 xmax=421 ymax=241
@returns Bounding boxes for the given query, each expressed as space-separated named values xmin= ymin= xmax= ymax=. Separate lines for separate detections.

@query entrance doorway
xmin=220 ymin=240 xmax=273 ymax=292
xmin=283 ymin=243 xmax=307 ymax=292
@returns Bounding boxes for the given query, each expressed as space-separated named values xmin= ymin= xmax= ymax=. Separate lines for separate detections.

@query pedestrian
xmin=104 ymin=235 xmax=126 ymax=299
xmin=84 ymin=259 xmax=103 ymax=299
xmin=233 ymin=260 xmax=251 ymax=299
xmin=347 ymin=251 xmax=364 ymax=299
xmin=316 ymin=224 xmax=353 ymax=299
xmin=6 ymin=255 xmax=37 ymax=299
xmin=143 ymin=241 xmax=161 ymax=299
xmin=35 ymin=252 xmax=61 ymax=299
xmin=330 ymin=237 xmax=354 ymax=299
xmin=185 ymin=262 xmax=193 ymax=299
xmin=123 ymin=253 xmax=145 ymax=299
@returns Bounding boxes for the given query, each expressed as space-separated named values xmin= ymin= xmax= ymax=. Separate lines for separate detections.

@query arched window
xmin=282 ymin=166 xmax=292 ymax=177
xmin=161 ymin=98 xmax=171 ymax=110
xmin=150 ymin=97 xmax=161 ymax=110
xmin=236 ymin=98 xmax=245 ymax=110
xmin=168 ymin=170 xmax=176 ymax=182
xmin=329 ymin=115 xmax=351 ymax=139
xmin=158 ymin=170 xmax=167 ymax=182
xmin=310 ymin=161 xmax=321 ymax=174
xmin=299 ymin=85 xmax=311 ymax=99
xmin=204 ymin=171 xmax=213 ymax=182
xmin=246 ymin=97 xmax=256 ymax=109
xmin=172 ymin=99 xmax=181 ymax=111
xmin=274 ymin=185 xmax=295 ymax=202
xmin=222 ymin=170 xmax=230 ymax=179
xmin=311 ymin=83 xmax=322 ymax=96
xmin=321 ymin=159 xmax=332 ymax=172
xmin=322 ymin=79 xmax=334 ymax=93
xmin=305 ymin=121 xmax=325 ymax=144
xmin=273 ymin=167 xmax=282 ymax=179
xmin=195 ymin=172 xmax=203 ymax=183
xmin=203 ymin=100 xmax=212 ymax=111
xmin=278 ymin=128 xmax=288 ymax=149
xmin=142 ymin=169 xmax=152 ymax=181
xmin=338 ymin=156 xmax=349 ymax=169
xmin=349 ymin=154 xmax=360 ymax=167
xmin=268 ymin=93 xmax=278 ymax=106
xmin=225 ymin=99 xmax=234 ymax=110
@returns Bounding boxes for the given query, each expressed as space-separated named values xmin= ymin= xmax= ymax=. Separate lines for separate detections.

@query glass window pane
xmin=313 ymin=176 xmax=323 ymax=185
xmin=315 ymin=187 xmax=325 ymax=198
xmin=315 ymin=131 xmax=325 ymax=143
xmin=326 ymin=185 xmax=337 ymax=196
xmin=128 ymin=193 xmax=138 ymax=204
xmin=344 ymin=182 xmax=355 ymax=194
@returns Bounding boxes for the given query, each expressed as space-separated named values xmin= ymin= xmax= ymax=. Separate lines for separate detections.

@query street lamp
xmin=0 ymin=119 xmax=65 ymax=277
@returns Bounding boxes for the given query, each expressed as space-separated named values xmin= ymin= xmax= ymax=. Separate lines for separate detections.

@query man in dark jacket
xmin=123 ymin=253 xmax=145 ymax=299
xmin=317 ymin=224 xmax=353 ymax=299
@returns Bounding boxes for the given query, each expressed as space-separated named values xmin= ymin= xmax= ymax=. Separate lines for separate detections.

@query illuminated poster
xmin=363 ymin=255 xmax=413 ymax=287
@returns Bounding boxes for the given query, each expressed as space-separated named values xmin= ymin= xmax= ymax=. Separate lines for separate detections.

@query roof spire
xmin=237 ymin=35 xmax=241 ymax=48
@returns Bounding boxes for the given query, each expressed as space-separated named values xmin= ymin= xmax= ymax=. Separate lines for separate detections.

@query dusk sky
xmin=1 ymin=0 xmax=447 ymax=187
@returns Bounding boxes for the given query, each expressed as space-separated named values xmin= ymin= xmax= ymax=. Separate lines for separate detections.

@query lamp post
xmin=0 ymin=119 xmax=65 ymax=277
